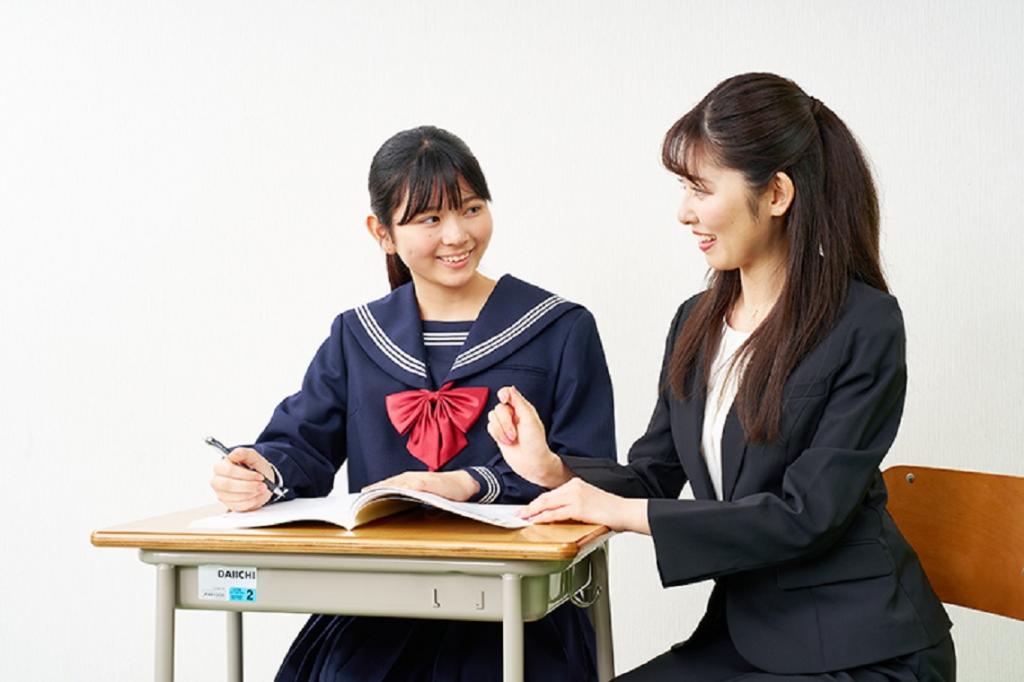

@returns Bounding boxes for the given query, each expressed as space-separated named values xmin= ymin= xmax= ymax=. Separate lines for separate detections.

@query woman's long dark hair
xmin=664 ymin=73 xmax=887 ymax=442
xmin=368 ymin=126 xmax=491 ymax=289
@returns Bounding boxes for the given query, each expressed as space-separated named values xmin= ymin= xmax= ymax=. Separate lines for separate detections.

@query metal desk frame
xmin=139 ymin=540 xmax=613 ymax=682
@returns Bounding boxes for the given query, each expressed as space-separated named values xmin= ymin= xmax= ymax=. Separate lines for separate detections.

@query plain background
xmin=2 ymin=1 xmax=1022 ymax=679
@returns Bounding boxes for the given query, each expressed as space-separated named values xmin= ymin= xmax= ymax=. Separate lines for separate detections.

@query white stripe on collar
xmin=355 ymin=305 xmax=427 ymax=378
xmin=423 ymin=332 xmax=469 ymax=347
xmin=451 ymin=295 xmax=566 ymax=371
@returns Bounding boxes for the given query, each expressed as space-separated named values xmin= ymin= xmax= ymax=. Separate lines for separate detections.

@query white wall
xmin=2 ymin=1 xmax=1021 ymax=679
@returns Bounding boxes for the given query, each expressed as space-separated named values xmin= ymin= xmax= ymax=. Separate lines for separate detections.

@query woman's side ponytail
xmin=813 ymin=102 xmax=886 ymax=292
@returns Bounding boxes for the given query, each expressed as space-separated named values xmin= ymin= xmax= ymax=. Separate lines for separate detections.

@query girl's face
xmin=677 ymin=161 xmax=790 ymax=273
xmin=380 ymin=183 xmax=493 ymax=292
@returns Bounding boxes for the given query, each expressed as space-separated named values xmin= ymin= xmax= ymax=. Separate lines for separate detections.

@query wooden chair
xmin=882 ymin=465 xmax=1024 ymax=621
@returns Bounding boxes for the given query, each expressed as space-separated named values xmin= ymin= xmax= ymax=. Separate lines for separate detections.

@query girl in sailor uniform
xmin=208 ymin=125 xmax=615 ymax=681
xmin=487 ymin=74 xmax=955 ymax=680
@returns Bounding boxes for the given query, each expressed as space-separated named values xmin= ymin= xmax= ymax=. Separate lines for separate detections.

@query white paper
xmin=190 ymin=488 xmax=530 ymax=530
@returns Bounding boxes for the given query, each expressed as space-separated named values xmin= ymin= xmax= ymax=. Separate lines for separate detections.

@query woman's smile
xmin=693 ymin=230 xmax=717 ymax=252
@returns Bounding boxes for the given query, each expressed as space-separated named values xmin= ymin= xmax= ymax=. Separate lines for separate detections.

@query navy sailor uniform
xmin=249 ymin=274 xmax=616 ymax=682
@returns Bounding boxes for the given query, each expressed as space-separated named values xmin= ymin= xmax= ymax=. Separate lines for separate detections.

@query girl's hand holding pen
xmin=209 ymin=447 xmax=276 ymax=512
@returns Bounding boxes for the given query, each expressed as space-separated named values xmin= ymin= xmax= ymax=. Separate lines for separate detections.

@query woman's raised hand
xmin=487 ymin=386 xmax=571 ymax=489
xmin=209 ymin=447 xmax=275 ymax=512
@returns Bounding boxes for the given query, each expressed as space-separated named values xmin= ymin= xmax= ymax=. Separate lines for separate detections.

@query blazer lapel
xmin=720 ymin=407 xmax=748 ymax=501
xmin=444 ymin=275 xmax=578 ymax=383
xmin=345 ymin=283 xmax=429 ymax=389
xmin=676 ymin=354 xmax=718 ymax=501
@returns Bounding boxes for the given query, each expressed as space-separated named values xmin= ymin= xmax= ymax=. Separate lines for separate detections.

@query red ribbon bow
xmin=385 ymin=382 xmax=489 ymax=470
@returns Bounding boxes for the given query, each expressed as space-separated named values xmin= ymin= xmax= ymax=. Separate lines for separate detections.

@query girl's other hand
xmin=209 ymin=447 xmax=274 ymax=512
xmin=363 ymin=470 xmax=480 ymax=502
xmin=487 ymin=386 xmax=571 ymax=489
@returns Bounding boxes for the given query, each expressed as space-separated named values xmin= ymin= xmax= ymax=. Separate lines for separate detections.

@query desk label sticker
xmin=198 ymin=565 xmax=258 ymax=603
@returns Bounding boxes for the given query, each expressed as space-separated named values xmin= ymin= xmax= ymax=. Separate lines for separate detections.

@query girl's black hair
xmin=663 ymin=72 xmax=886 ymax=442
xmin=368 ymin=126 xmax=491 ymax=289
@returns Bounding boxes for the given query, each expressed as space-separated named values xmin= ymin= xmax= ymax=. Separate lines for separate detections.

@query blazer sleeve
xmin=647 ymin=295 xmax=907 ymax=587
xmin=462 ymin=308 xmax=617 ymax=504
xmin=560 ymin=302 xmax=690 ymax=499
xmin=249 ymin=315 xmax=348 ymax=500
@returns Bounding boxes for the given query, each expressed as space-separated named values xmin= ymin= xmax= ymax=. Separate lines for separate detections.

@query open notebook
xmin=190 ymin=487 xmax=531 ymax=531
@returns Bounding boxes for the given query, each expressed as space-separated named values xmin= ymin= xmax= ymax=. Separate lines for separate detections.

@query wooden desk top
xmin=92 ymin=505 xmax=610 ymax=561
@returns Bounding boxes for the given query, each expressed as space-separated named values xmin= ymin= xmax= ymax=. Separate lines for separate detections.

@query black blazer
xmin=563 ymin=280 xmax=951 ymax=675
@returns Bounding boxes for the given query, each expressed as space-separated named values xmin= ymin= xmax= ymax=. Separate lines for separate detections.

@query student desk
xmin=92 ymin=506 xmax=614 ymax=682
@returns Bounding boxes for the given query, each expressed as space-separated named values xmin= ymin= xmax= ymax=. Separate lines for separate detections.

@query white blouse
xmin=700 ymin=321 xmax=751 ymax=500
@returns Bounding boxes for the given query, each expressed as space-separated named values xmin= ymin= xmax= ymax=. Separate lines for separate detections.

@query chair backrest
xmin=882 ymin=465 xmax=1024 ymax=621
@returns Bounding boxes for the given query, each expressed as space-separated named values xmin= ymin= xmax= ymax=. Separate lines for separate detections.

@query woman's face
xmin=386 ymin=182 xmax=493 ymax=292
xmin=677 ymin=161 xmax=788 ymax=273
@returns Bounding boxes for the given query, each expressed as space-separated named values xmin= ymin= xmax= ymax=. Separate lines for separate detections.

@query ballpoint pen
xmin=205 ymin=436 xmax=287 ymax=499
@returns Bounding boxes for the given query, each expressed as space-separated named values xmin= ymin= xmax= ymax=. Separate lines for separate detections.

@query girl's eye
xmin=420 ymin=215 xmax=440 ymax=225
xmin=465 ymin=204 xmax=482 ymax=216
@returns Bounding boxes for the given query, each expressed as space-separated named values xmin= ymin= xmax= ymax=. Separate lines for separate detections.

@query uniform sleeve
xmin=647 ymin=295 xmax=907 ymax=587
xmin=560 ymin=302 xmax=689 ymax=499
xmin=249 ymin=315 xmax=348 ymax=500
xmin=461 ymin=309 xmax=618 ymax=504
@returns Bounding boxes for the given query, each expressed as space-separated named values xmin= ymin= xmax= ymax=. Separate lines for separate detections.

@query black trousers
xmin=615 ymin=601 xmax=955 ymax=682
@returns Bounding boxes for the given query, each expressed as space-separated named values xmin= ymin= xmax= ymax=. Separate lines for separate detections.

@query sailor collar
xmin=344 ymin=275 xmax=578 ymax=388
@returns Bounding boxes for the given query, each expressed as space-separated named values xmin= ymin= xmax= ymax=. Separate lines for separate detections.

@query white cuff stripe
xmin=472 ymin=466 xmax=501 ymax=504
xmin=480 ymin=468 xmax=499 ymax=504
xmin=268 ymin=462 xmax=288 ymax=499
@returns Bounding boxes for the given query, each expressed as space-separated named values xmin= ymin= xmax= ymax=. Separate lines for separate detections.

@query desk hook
xmin=570 ymin=560 xmax=601 ymax=608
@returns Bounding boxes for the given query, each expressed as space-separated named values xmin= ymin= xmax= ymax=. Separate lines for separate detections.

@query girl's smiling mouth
xmin=437 ymin=249 xmax=474 ymax=266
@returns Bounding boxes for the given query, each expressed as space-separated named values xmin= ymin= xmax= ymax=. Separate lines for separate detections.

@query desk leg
xmin=155 ymin=563 xmax=175 ymax=682
xmin=227 ymin=611 xmax=243 ymax=682
xmin=501 ymin=573 xmax=523 ymax=682
xmin=588 ymin=546 xmax=615 ymax=682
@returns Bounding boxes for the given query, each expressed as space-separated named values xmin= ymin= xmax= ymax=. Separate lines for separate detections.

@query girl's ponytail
xmin=386 ymin=253 xmax=413 ymax=290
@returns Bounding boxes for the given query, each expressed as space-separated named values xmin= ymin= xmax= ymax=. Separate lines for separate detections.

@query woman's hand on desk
xmin=363 ymin=471 xmax=480 ymax=502
xmin=488 ymin=386 xmax=572 ymax=489
xmin=519 ymin=478 xmax=651 ymax=534
xmin=210 ymin=448 xmax=274 ymax=512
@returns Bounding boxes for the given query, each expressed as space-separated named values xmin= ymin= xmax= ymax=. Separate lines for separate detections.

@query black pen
xmin=205 ymin=436 xmax=286 ymax=499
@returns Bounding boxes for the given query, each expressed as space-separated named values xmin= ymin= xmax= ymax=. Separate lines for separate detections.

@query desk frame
xmin=139 ymin=541 xmax=613 ymax=682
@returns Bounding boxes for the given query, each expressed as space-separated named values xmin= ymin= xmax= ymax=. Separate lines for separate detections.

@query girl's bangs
xmin=396 ymin=149 xmax=488 ymax=225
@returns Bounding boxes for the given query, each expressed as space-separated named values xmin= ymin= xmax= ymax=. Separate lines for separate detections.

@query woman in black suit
xmin=487 ymin=73 xmax=955 ymax=681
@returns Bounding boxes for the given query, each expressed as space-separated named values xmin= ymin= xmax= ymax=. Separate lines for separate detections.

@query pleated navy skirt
xmin=275 ymin=602 xmax=596 ymax=682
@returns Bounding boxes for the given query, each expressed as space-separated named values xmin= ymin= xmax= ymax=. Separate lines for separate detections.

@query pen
xmin=205 ymin=436 xmax=286 ymax=499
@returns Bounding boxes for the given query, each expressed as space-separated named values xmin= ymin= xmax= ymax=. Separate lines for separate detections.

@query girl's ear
xmin=366 ymin=215 xmax=396 ymax=254
xmin=768 ymin=171 xmax=795 ymax=218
